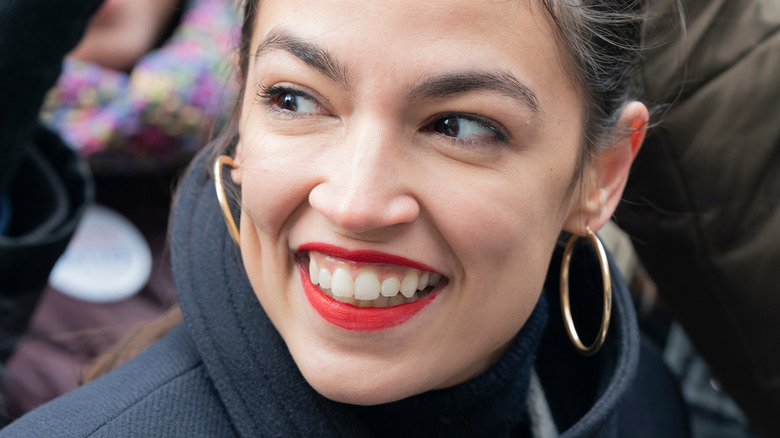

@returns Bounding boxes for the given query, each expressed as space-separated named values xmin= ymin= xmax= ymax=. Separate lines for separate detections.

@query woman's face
xmin=235 ymin=0 xmax=586 ymax=405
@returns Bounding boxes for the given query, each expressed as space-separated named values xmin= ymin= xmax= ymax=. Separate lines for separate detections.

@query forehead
xmin=254 ymin=0 xmax=553 ymax=60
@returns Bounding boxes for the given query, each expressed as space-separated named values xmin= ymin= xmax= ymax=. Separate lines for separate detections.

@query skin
xmin=69 ymin=0 xmax=180 ymax=71
xmin=232 ymin=0 xmax=648 ymax=405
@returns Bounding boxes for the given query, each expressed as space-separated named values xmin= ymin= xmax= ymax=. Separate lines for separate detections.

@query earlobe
xmin=563 ymin=101 xmax=648 ymax=235
xmin=584 ymin=188 xmax=608 ymax=222
xmin=231 ymin=142 xmax=243 ymax=186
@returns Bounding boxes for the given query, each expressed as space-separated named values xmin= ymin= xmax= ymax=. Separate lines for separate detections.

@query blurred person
xmin=617 ymin=0 xmax=780 ymax=435
xmin=0 ymin=0 xmax=238 ymax=419
xmin=42 ymin=0 xmax=237 ymax=172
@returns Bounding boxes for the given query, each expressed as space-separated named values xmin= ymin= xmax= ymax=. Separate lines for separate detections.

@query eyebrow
xmin=254 ymin=29 xmax=540 ymax=115
xmin=407 ymin=71 xmax=541 ymax=115
xmin=254 ymin=28 xmax=349 ymax=88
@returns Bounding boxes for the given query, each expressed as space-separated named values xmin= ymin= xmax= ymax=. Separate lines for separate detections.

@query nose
xmin=308 ymin=127 xmax=420 ymax=234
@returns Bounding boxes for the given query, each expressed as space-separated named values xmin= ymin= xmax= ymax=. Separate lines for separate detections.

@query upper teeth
xmin=308 ymin=252 xmax=441 ymax=301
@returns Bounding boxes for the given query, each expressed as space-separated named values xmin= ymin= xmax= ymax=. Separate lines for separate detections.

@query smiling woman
xmin=0 ymin=0 xmax=690 ymax=437
xmin=233 ymin=0 xmax=611 ymax=407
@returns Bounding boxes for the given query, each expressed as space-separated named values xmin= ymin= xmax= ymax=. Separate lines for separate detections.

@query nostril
xmin=384 ymin=195 xmax=420 ymax=224
xmin=309 ymin=183 xmax=420 ymax=233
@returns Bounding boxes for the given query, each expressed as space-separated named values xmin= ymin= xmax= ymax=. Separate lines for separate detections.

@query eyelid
xmin=256 ymin=82 xmax=332 ymax=116
xmin=425 ymin=112 xmax=511 ymax=143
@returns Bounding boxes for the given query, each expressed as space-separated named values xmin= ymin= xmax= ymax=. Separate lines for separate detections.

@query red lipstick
xmin=298 ymin=243 xmax=436 ymax=272
xmin=296 ymin=243 xmax=441 ymax=331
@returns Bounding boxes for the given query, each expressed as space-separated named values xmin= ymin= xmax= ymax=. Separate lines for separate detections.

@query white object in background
xmin=49 ymin=204 xmax=152 ymax=303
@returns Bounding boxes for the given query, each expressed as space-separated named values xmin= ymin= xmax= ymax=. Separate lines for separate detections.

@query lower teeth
xmin=321 ymin=286 xmax=432 ymax=308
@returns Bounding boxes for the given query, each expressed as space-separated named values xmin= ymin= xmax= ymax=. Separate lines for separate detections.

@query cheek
xmin=236 ymin=140 xmax=315 ymax=321
xmin=424 ymin=167 xmax=572 ymax=379
xmin=238 ymin=148 xmax=313 ymax=241
xmin=426 ymin=166 xmax=572 ymax=275
xmin=236 ymin=105 xmax=343 ymax=238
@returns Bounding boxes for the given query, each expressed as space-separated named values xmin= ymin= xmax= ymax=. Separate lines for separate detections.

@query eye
xmin=427 ymin=114 xmax=508 ymax=144
xmin=273 ymin=92 xmax=319 ymax=113
xmin=257 ymin=84 xmax=327 ymax=116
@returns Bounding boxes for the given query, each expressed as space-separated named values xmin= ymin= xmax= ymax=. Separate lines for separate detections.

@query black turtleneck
xmin=353 ymin=294 xmax=548 ymax=438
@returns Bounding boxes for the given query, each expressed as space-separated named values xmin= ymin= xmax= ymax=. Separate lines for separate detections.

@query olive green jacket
xmin=618 ymin=0 xmax=780 ymax=435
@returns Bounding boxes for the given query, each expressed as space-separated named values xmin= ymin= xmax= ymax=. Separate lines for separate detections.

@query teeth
xmin=318 ymin=268 xmax=332 ymax=289
xmin=388 ymin=293 xmax=407 ymax=306
xmin=381 ymin=277 xmax=401 ymax=297
xmin=354 ymin=271 xmax=380 ymax=300
xmin=400 ymin=272 xmax=419 ymax=298
xmin=309 ymin=258 xmax=319 ymax=284
xmin=355 ymin=297 xmax=375 ymax=307
xmin=417 ymin=272 xmax=429 ymax=290
xmin=331 ymin=268 xmax=354 ymax=298
xmin=306 ymin=252 xmax=444 ymax=305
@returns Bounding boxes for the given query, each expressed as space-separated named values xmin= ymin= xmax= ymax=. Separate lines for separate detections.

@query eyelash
xmin=256 ymin=84 xmax=324 ymax=117
xmin=425 ymin=113 xmax=510 ymax=147
xmin=256 ymin=84 xmax=510 ymax=148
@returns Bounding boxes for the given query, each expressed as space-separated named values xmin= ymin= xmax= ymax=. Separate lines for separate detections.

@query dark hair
xmin=207 ymin=0 xmax=261 ymax=161
xmin=541 ymin=0 xmax=645 ymax=156
xmin=83 ymin=306 xmax=184 ymax=384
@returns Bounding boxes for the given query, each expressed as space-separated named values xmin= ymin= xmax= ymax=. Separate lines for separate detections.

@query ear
xmin=231 ymin=139 xmax=243 ymax=186
xmin=563 ymin=101 xmax=648 ymax=235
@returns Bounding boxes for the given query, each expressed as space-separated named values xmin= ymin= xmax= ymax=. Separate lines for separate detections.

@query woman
xmin=0 ymin=0 xmax=688 ymax=436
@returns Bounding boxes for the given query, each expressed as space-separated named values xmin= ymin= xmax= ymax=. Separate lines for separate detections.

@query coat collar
xmin=538 ymin=242 xmax=640 ymax=437
xmin=172 ymin=149 xmax=370 ymax=437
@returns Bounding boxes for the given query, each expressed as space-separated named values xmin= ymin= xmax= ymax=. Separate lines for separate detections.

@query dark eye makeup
xmin=256 ymin=84 xmax=327 ymax=116
xmin=256 ymin=83 xmax=511 ymax=148
xmin=423 ymin=113 xmax=510 ymax=147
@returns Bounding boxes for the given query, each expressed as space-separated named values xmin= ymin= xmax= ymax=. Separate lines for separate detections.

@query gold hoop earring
xmin=559 ymin=226 xmax=612 ymax=356
xmin=213 ymin=155 xmax=240 ymax=247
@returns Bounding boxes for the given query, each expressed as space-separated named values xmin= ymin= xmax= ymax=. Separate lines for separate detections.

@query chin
xmin=308 ymin=377 xmax=415 ymax=406
xmin=293 ymin=354 xmax=430 ymax=406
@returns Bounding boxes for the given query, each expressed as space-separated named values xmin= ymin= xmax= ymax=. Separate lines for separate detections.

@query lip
xmin=297 ymin=242 xmax=438 ymax=272
xmin=298 ymin=264 xmax=438 ymax=331
xmin=295 ymin=243 xmax=441 ymax=331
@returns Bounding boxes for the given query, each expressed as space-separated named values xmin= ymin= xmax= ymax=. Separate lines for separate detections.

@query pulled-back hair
xmin=541 ymin=0 xmax=645 ymax=155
